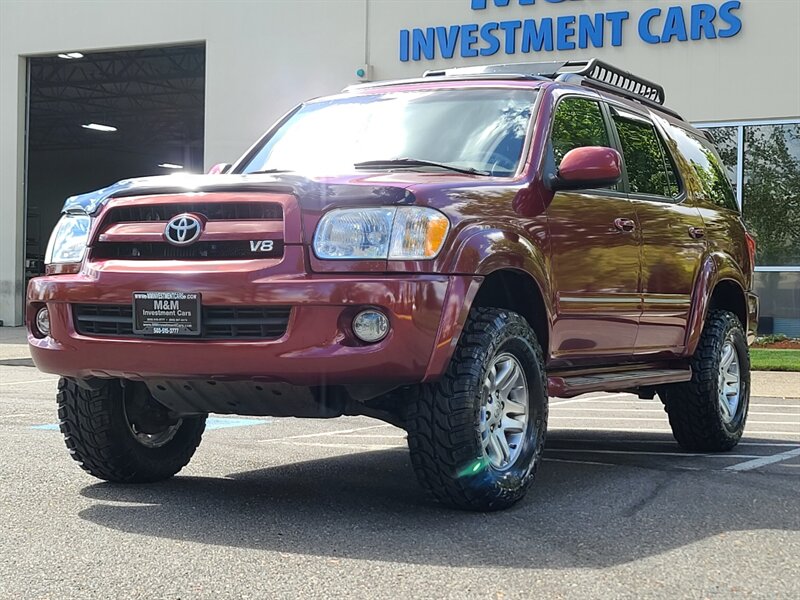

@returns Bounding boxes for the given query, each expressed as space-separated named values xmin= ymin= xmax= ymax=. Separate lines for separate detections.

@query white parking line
xmin=546 ymin=437 xmax=800 ymax=448
xmin=339 ymin=434 xmax=407 ymax=439
xmin=548 ymin=448 xmax=762 ymax=459
xmin=550 ymin=394 xmax=635 ymax=406
xmin=258 ymin=423 xmax=393 ymax=443
xmin=0 ymin=378 xmax=58 ymax=386
xmin=275 ymin=440 xmax=403 ymax=451
xmin=543 ymin=457 xmax=616 ymax=468
xmin=548 ymin=426 xmax=800 ymax=437
xmin=551 ymin=407 xmax=800 ymax=417
xmin=552 ymin=399 xmax=798 ymax=406
xmin=550 ymin=416 xmax=798 ymax=426
xmin=724 ymin=447 xmax=800 ymax=472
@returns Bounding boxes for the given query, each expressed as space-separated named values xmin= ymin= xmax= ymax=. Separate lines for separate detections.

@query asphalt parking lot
xmin=1 ymin=329 xmax=798 ymax=599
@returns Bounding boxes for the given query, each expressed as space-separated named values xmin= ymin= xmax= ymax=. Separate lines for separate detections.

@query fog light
xmin=36 ymin=307 xmax=51 ymax=337
xmin=352 ymin=310 xmax=389 ymax=343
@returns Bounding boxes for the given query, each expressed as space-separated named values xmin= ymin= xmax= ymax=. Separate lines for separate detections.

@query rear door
xmin=608 ymin=107 xmax=706 ymax=356
xmin=546 ymin=96 xmax=641 ymax=363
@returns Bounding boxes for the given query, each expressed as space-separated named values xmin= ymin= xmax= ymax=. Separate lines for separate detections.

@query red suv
xmin=28 ymin=60 xmax=758 ymax=511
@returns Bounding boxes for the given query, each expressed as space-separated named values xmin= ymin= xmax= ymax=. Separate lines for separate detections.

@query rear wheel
xmin=57 ymin=378 xmax=206 ymax=482
xmin=661 ymin=310 xmax=750 ymax=451
xmin=406 ymin=308 xmax=548 ymax=511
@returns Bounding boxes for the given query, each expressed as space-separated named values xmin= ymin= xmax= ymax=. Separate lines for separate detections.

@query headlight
xmin=314 ymin=207 xmax=449 ymax=260
xmin=44 ymin=214 xmax=91 ymax=264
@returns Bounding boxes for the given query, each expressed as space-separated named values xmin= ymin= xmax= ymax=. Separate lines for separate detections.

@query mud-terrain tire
xmin=57 ymin=378 xmax=206 ymax=482
xmin=661 ymin=309 xmax=750 ymax=452
xmin=406 ymin=307 xmax=548 ymax=511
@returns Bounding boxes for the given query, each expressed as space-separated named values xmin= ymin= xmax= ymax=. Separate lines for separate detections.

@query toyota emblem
xmin=164 ymin=213 xmax=203 ymax=246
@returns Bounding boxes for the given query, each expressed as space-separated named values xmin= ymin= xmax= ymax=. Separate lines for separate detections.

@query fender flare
xmin=423 ymin=227 xmax=552 ymax=381
xmin=686 ymin=252 xmax=748 ymax=355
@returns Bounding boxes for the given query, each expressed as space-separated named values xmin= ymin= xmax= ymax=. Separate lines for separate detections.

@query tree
xmin=742 ymin=124 xmax=800 ymax=266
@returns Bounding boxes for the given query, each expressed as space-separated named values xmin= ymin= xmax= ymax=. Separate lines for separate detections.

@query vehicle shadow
xmin=78 ymin=433 xmax=800 ymax=569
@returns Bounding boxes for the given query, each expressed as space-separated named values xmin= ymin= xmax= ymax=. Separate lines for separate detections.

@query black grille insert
xmin=104 ymin=202 xmax=282 ymax=223
xmin=73 ymin=304 xmax=291 ymax=339
xmin=92 ymin=240 xmax=284 ymax=260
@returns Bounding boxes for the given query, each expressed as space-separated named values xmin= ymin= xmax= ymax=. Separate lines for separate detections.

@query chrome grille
xmin=103 ymin=202 xmax=282 ymax=223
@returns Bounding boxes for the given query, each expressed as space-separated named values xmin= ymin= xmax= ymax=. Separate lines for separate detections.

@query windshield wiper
xmin=246 ymin=168 xmax=294 ymax=175
xmin=354 ymin=158 xmax=490 ymax=176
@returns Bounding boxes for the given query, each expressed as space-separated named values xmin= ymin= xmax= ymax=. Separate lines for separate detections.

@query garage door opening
xmin=24 ymin=43 xmax=206 ymax=283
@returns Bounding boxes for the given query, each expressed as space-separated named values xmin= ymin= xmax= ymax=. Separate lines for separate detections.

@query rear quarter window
xmin=666 ymin=124 xmax=739 ymax=212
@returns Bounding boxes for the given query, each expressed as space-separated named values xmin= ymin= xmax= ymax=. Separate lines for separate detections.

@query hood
xmin=60 ymin=172 xmax=472 ymax=215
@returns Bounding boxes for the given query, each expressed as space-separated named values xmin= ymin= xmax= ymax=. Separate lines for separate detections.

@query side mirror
xmin=548 ymin=146 xmax=622 ymax=191
xmin=207 ymin=162 xmax=232 ymax=175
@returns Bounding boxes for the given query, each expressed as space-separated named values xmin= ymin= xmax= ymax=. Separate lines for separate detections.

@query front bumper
xmin=27 ymin=259 xmax=478 ymax=386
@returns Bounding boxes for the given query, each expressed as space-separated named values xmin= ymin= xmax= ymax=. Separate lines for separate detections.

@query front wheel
xmin=406 ymin=308 xmax=548 ymax=511
xmin=57 ymin=378 xmax=206 ymax=482
xmin=661 ymin=309 xmax=750 ymax=451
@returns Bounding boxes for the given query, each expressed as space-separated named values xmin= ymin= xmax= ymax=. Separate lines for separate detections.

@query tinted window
xmin=613 ymin=112 xmax=680 ymax=197
xmin=551 ymin=98 xmax=610 ymax=165
xmin=700 ymin=126 xmax=739 ymax=198
xmin=669 ymin=125 xmax=738 ymax=211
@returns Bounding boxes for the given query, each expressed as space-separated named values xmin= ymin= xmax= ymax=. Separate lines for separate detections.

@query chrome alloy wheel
xmin=123 ymin=399 xmax=182 ymax=449
xmin=480 ymin=352 xmax=529 ymax=470
xmin=718 ymin=340 xmax=741 ymax=424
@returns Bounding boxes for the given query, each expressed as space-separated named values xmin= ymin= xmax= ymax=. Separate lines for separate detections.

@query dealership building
xmin=0 ymin=0 xmax=798 ymax=333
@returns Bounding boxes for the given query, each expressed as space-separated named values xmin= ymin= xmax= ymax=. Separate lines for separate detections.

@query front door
xmin=546 ymin=96 xmax=641 ymax=363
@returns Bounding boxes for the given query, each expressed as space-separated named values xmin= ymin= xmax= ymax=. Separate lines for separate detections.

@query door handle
xmin=688 ymin=227 xmax=705 ymax=239
xmin=614 ymin=218 xmax=636 ymax=232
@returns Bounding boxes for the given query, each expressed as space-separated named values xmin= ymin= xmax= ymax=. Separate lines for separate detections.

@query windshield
xmin=239 ymin=88 xmax=537 ymax=177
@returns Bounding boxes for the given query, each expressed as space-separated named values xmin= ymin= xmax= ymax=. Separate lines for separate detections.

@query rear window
xmin=612 ymin=110 xmax=680 ymax=199
xmin=667 ymin=125 xmax=739 ymax=211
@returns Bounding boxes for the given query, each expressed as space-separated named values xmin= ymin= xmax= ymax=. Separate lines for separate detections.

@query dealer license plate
xmin=133 ymin=291 xmax=201 ymax=336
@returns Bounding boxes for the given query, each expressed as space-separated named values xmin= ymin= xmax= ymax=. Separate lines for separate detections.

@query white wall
xmin=369 ymin=0 xmax=800 ymax=122
xmin=1 ymin=0 xmax=799 ymax=325
xmin=0 ymin=0 xmax=367 ymax=325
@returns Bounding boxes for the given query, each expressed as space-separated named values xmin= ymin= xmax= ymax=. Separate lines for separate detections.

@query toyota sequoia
xmin=28 ymin=60 xmax=759 ymax=511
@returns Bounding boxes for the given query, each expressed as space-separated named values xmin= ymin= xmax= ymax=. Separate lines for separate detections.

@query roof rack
xmin=421 ymin=59 xmax=678 ymax=118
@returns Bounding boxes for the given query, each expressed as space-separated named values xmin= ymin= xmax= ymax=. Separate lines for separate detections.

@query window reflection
xmin=241 ymin=89 xmax=536 ymax=177
xmin=551 ymin=98 xmax=609 ymax=165
xmin=672 ymin=127 xmax=737 ymax=211
xmin=699 ymin=120 xmax=800 ymax=336
xmin=614 ymin=115 xmax=680 ymax=198
xmin=703 ymin=126 xmax=738 ymax=198
xmin=743 ymin=124 xmax=800 ymax=267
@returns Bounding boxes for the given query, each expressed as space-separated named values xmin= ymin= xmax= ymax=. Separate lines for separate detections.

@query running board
xmin=547 ymin=368 xmax=692 ymax=398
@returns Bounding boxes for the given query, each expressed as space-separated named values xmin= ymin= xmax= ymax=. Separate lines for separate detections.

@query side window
xmin=670 ymin=126 xmax=739 ymax=211
xmin=612 ymin=111 xmax=680 ymax=198
xmin=551 ymin=97 xmax=610 ymax=165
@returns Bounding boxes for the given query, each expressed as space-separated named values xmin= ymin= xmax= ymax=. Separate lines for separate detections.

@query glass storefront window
xmin=699 ymin=121 xmax=800 ymax=267
xmin=698 ymin=120 xmax=800 ymax=337
xmin=743 ymin=123 xmax=800 ymax=267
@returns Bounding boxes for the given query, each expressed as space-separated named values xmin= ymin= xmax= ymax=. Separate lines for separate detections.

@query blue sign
xmin=399 ymin=0 xmax=742 ymax=61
